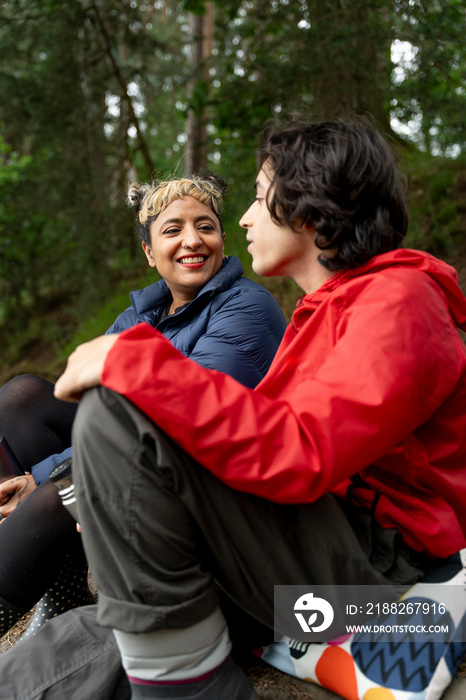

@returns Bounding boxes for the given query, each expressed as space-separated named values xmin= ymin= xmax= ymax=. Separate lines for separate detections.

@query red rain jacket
xmin=102 ymin=249 xmax=466 ymax=558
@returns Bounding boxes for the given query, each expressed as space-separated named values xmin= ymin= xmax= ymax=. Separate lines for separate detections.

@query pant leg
xmin=72 ymin=387 xmax=425 ymax=641
xmin=0 ymin=606 xmax=129 ymax=700
xmin=73 ymin=387 xmax=219 ymax=634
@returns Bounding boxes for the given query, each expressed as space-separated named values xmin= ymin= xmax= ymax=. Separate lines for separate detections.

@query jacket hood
xmin=129 ymin=255 xmax=244 ymax=316
xmin=298 ymin=248 xmax=466 ymax=331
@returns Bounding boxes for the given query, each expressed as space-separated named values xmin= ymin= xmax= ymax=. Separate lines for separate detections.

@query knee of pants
xmin=72 ymin=386 xmax=137 ymax=462
xmin=71 ymin=387 xmax=129 ymax=494
xmin=72 ymin=386 xmax=107 ymax=446
xmin=71 ymin=386 xmax=170 ymax=502
xmin=72 ymin=386 xmax=198 ymax=512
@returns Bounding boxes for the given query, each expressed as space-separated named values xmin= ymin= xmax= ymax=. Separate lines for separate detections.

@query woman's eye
xmin=254 ymin=197 xmax=263 ymax=204
xmin=199 ymin=224 xmax=214 ymax=231
xmin=163 ymin=228 xmax=180 ymax=235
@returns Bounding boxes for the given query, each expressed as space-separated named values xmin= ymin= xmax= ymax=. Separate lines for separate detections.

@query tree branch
xmin=89 ymin=3 xmax=154 ymax=178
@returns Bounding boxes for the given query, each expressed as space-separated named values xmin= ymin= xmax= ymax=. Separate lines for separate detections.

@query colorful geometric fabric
xmin=258 ymin=550 xmax=466 ymax=700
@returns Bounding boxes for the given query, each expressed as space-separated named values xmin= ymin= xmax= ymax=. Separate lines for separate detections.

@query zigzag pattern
xmin=351 ymin=601 xmax=454 ymax=691
xmin=351 ymin=640 xmax=446 ymax=690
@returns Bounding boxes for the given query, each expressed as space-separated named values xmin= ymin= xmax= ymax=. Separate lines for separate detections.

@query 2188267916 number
xmin=364 ymin=601 xmax=447 ymax=616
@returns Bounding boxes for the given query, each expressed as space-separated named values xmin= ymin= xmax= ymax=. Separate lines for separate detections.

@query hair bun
xmin=127 ymin=182 xmax=144 ymax=211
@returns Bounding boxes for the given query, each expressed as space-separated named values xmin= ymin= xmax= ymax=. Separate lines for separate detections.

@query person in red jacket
xmin=54 ymin=118 xmax=466 ymax=700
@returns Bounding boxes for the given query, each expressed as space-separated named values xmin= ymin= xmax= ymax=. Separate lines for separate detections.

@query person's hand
xmin=54 ymin=334 xmax=119 ymax=402
xmin=0 ymin=474 xmax=37 ymax=521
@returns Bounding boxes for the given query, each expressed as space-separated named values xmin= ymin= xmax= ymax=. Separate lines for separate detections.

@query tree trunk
xmin=184 ymin=3 xmax=214 ymax=176
xmin=309 ymin=0 xmax=392 ymax=132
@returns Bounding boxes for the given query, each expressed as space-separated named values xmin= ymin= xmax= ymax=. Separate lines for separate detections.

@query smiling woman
xmin=0 ymin=172 xmax=286 ymax=646
xmin=135 ymin=189 xmax=226 ymax=312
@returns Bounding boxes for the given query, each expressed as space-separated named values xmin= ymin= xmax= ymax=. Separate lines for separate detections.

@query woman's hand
xmin=0 ymin=474 xmax=37 ymax=521
xmin=54 ymin=334 xmax=119 ymax=402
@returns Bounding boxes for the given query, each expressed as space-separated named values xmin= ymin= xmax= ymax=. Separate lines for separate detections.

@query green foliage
xmin=404 ymin=150 xmax=465 ymax=255
xmin=0 ymin=144 xmax=48 ymax=321
xmin=391 ymin=0 xmax=466 ymax=155
xmin=0 ymin=0 xmax=465 ymax=380
xmin=56 ymin=262 xmax=157 ymax=363
xmin=182 ymin=0 xmax=207 ymax=13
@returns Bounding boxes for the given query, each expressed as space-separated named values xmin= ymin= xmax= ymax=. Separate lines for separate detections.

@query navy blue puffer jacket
xmin=32 ymin=256 xmax=285 ymax=484
xmin=106 ymin=255 xmax=286 ymax=388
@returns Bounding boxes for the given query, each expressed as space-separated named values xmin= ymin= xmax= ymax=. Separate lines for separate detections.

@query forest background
xmin=0 ymin=0 xmax=465 ymax=383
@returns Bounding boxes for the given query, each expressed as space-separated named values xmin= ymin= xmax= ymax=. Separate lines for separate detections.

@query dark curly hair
xmin=258 ymin=117 xmax=408 ymax=271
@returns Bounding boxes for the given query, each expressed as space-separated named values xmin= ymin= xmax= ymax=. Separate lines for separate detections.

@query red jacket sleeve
xmin=101 ymin=270 xmax=464 ymax=504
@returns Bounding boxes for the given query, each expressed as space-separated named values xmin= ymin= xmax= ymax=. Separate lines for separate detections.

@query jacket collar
xmin=129 ymin=255 xmax=244 ymax=317
xmin=291 ymin=248 xmax=466 ymax=331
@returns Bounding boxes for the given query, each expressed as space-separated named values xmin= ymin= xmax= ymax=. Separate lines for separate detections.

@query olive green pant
xmin=71 ymin=387 xmax=428 ymax=642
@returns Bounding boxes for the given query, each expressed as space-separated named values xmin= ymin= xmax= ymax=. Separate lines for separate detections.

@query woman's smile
xmin=176 ymin=254 xmax=210 ymax=267
xmin=143 ymin=196 xmax=225 ymax=309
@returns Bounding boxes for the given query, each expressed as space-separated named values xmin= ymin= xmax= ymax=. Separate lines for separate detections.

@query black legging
xmin=0 ymin=375 xmax=83 ymax=610
xmin=0 ymin=374 xmax=77 ymax=471
xmin=0 ymin=481 xmax=85 ymax=609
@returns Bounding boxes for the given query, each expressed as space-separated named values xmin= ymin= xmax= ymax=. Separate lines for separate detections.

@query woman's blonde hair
xmin=127 ymin=173 xmax=227 ymax=244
